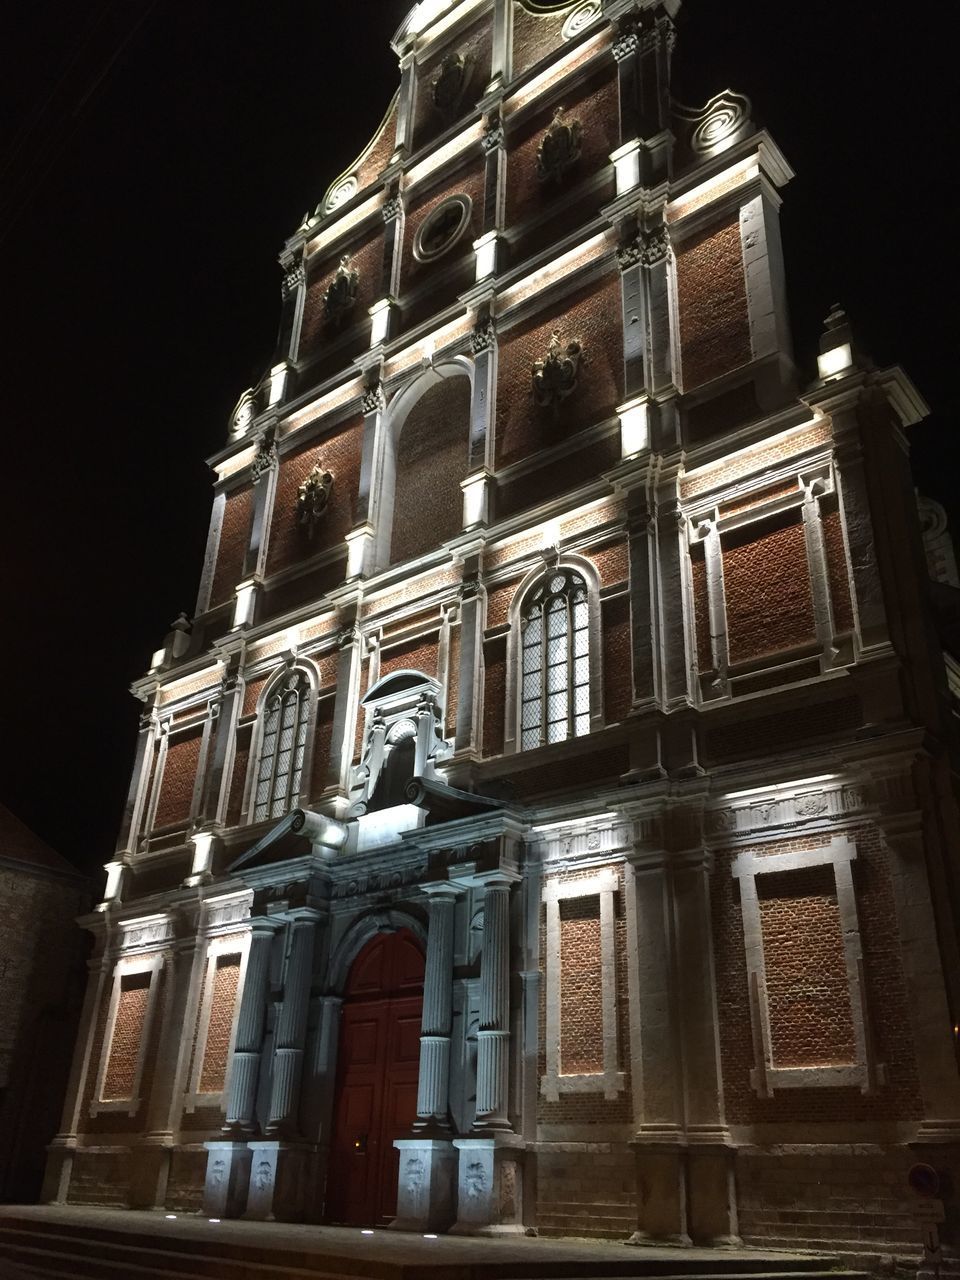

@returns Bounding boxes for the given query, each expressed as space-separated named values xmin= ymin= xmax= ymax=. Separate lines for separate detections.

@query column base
xmin=202 ymin=1141 xmax=251 ymax=1218
xmin=630 ymin=1140 xmax=689 ymax=1244
xmin=450 ymin=1135 xmax=525 ymax=1235
xmin=390 ymin=1139 xmax=457 ymax=1233
xmin=42 ymin=1142 xmax=75 ymax=1205
xmin=128 ymin=1136 xmax=173 ymax=1209
xmin=245 ymin=1141 xmax=313 ymax=1222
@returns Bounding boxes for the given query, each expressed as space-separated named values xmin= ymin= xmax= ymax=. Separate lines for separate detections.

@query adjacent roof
xmin=0 ymin=803 xmax=82 ymax=879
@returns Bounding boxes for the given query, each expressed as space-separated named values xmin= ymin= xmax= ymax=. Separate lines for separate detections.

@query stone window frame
xmin=684 ymin=459 xmax=852 ymax=702
xmin=91 ymin=952 xmax=164 ymax=1116
xmin=541 ymin=868 xmax=625 ymax=1101
xmin=241 ymin=661 xmax=320 ymax=825
xmin=504 ymin=554 xmax=604 ymax=756
xmin=141 ymin=707 xmax=213 ymax=845
xmin=183 ymin=933 xmax=250 ymax=1113
xmin=731 ymin=834 xmax=883 ymax=1097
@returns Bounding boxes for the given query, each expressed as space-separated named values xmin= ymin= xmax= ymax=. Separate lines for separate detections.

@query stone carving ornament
xmin=537 ymin=107 xmax=583 ymax=184
xmin=414 ymin=194 xmax=472 ymax=262
xmin=432 ymin=52 xmax=473 ymax=120
xmin=297 ymin=463 xmax=334 ymax=535
xmin=532 ymin=329 xmax=584 ymax=411
xmin=251 ymin=428 xmax=277 ymax=482
xmin=323 ymin=254 xmax=359 ymax=328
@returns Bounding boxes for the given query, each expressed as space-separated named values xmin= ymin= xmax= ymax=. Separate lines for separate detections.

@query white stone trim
xmin=91 ymin=951 xmax=165 ymax=1116
xmin=730 ymin=835 xmax=883 ymax=1097
xmin=504 ymin=553 xmax=604 ymax=756
xmin=541 ymin=868 xmax=624 ymax=1102
xmin=196 ymin=491 xmax=226 ymax=617
xmin=184 ymin=933 xmax=250 ymax=1113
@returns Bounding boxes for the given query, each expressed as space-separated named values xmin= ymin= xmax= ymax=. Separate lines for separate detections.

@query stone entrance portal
xmin=325 ymin=930 xmax=424 ymax=1226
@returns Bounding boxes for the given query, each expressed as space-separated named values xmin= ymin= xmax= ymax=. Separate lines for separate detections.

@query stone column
xmin=454 ymin=576 xmax=484 ymax=755
xmin=475 ymin=874 xmax=517 ymax=1129
xmin=224 ymin=921 xmax=277 ymax=1134
xmin=328 ymin=620 xmax=362 ymax=796
xmin=416 ymin=887 xmax=459 ymax=1128
xmin=266 ymin=913 xmax=317 ymax=1137
xmin=348 ymin=379 xmax=385 ymax=578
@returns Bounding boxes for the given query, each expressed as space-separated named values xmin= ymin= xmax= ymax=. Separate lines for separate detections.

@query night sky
xmin=2 ymin=1 xmax=953 ymax=876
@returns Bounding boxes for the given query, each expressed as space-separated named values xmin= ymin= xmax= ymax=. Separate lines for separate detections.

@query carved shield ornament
xmin=537 ymin=107 xmax=583 ymax=184
xmin=532 ymin=329 xmax=584 ymax=412
xmin=323 ymin=254 xmax=359 ymax=328
xmin=297 ymin=464 xmax=334 ymax=535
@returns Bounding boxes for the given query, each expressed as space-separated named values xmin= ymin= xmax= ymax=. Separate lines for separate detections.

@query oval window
xmin=413 ymin=194 xmax=472 ymax=263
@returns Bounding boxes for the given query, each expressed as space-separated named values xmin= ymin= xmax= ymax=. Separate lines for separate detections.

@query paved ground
xmin=0 ymin=1204 xmax=831 ymax=1277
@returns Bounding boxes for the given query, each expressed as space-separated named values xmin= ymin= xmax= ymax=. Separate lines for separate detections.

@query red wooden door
xmin=326 ymin=929 xmax=424 ymax=1225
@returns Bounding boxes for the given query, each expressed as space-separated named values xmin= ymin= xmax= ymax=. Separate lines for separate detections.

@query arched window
xmin=252 ymin=670 xmax=311 ymax=821
xmin=520 ymin=568 xmax=590 ymax=750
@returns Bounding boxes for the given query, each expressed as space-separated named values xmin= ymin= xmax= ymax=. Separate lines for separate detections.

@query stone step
xmin=0 ymin=1212 xmax=861 ymax=1280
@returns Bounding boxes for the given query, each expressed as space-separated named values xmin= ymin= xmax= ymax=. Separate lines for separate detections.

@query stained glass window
xmin=253 ymin=671 xmax=311 ymax=821
xmin=520 ymin=569 xmax=590 ymax=751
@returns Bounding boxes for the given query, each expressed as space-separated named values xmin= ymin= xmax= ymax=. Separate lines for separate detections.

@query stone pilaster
xmin=115 ymin=710 xmax=156 ymax=857
xmin=475 ymin=873 xmax=518 ymax=1130
xmin=415 ymin=886 xmax=459 ymax=1129
xmin=454 ymin=577 xmax=484 ymax=755
xmin=265 ymin=913 xmax=318 ymax=1137
xmin=42 ymin=924 xmax=109 ymax=1204
xmin=224 ymin=920 xmax=277 ymax=1134
xmin=328 ymin=619 xmax=362 ymax=797
xmin=201 ymin=668 xmax=243 ymax=828
xmin=130 ymin=922 xmax=205 ymax=1209
xmin=278 ymin=257 xmax=306 ymax=363
xmin=349 ymin=378 xmax=386 ymax=578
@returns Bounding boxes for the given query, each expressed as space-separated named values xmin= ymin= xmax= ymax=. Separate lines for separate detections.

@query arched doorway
xmin=326 ymin=929 xmax=424 ymax=1225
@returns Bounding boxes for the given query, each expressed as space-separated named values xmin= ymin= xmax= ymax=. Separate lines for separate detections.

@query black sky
xmin=1 ymin=0 xmax=954 ymax=875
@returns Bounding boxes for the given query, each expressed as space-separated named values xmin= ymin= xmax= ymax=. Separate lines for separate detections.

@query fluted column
xmin=224 ymin=921 xmax=277 ymax=1134
xmin=266 ymin=913 xmax=317 ymax=1137
xmin=416 ymin=886 xmax=459 ymax=1128
xmin=475 ymin=874 xmax=517 ymax=1129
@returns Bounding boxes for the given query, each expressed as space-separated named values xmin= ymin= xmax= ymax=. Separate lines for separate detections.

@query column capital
xmin=421 ymin=881 xmax=463 ymax=901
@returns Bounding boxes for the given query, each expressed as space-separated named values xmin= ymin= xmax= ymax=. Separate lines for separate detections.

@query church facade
xmin=44 ymin=0 xmax=960 ymax=1253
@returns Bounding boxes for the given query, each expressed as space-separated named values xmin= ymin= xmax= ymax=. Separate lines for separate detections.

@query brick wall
xmin=379 ymin=634 xmax=440 ymax=681
xmin=823 ymin=506 xmax=855 ymax=632
xmin=690 ymin=544 xmax=713 ymax=671
xmin=536 ymin=1145 xmax=637 ymax=1241
xmin=758 ymin=864 xmax=857 ymax=1067
xmin=400 ymin=159 xmax=486 ymax=302
xmin=226 ymin=726 xmax=250 ymax=826
xmin=737 ymin=1146 xmax=920 ymax=1251
xmin=495 ymin=432 xmax=621 ymax=520
xmin=505 ymin=64 xmax=619 ymax=261
xmin=354 ymin=95 xmax=398 ymax=195
xmin=67 ymin=1151 xmax=131 ymax=1207
xmin=309 ymin=695 xmax=336 ymax=799
xmin=299 ymin=228 xmax=383 ymax=359
xmin=266 ymin=416 xmax=363 ymax=575
xmin=722 ymin=512 xmax=815 ymax=664
xmin=154 ymin=727 xmax=202 ymax=828
xmin=602 ymin=593 xmax=632 ymax=724
xmin=511 ymin=1 xmax=567 ymax=78
xmin=705 ymin=696 xmax=862 ymax=764
xmin=209 ymin=485 xmax=253 ymax=609
xmin=482 ymin=634 xmax=507 ymax=755
xmin=197 ymin=953 xmax=241 ymax=1094
xmin=675 ymin=215 xmax=752 ymax=390
xmin=390 ymin=375 xmax=471 ymax=564
xmin=102 ymin=971 xmax=151 ymax=1100
xmin=165 ymin=1148 xmax=207 ymax=1212
xmin=559 ymin=895 xmax=604 ymax=1074
xmin=412 ymin=14 xmax=492 ymax=153
xmin=446 ymin=624 xmax=461 ymax=736
xmin=496 ymin=273 xmax=624 ymax=468
xmin=712 ymin=827 xmax=923 ymax=1125
xmin=0 ymin=865 xmax=88 ymax=1200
